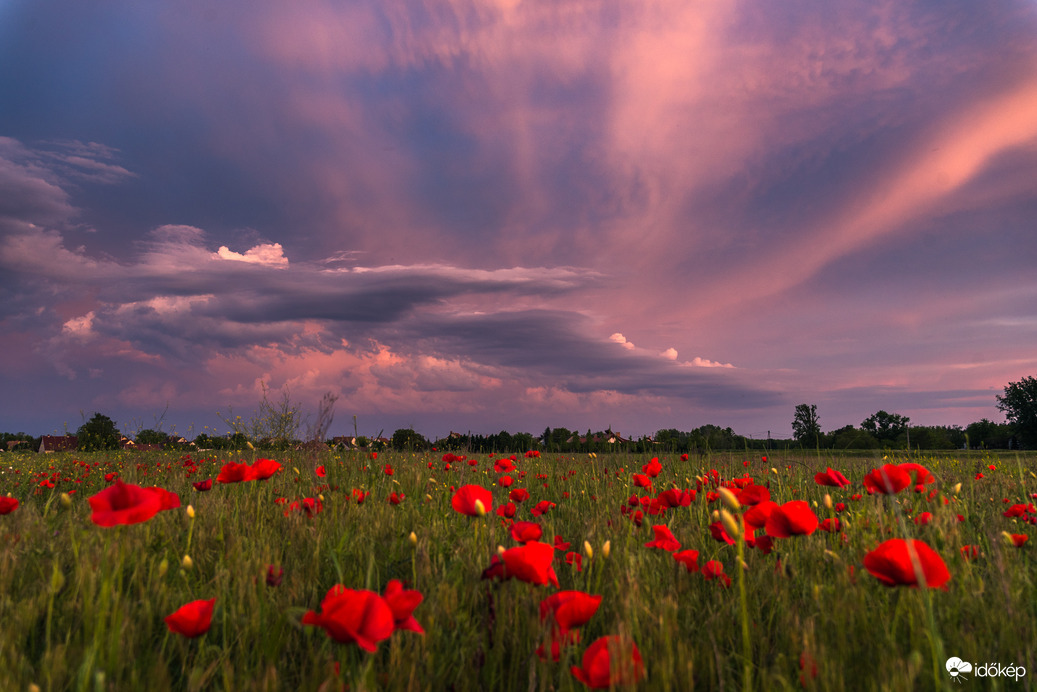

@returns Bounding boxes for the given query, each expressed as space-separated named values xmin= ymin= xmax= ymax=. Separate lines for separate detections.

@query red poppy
xmin=265 ymin=565 xmax=284 ymax=586
xmin=501 ymin=541 xmax=560 ymax=587
xmin=1008 ymin=533 xmax=1028 ymax=547
xmin=495 ymin=501 xmax=516 ymax=518
xmin=565 ymin=551 xmax=583 ymax=571
xmin=673 ymin=549 xmax=699 ymax=573
xmin=736 ymin=484 xmax=770 ymax=506
xmin=743 ymin=500 xmax=778 ymax=530
xmin=814 ymin=467 xmax=850 ymax=488
xmin=88 ymin=479 xmax=163 ymax=527
xmin=709 ymin=521 xmax=735 ymax=545
xmin=552 ymin=535 xmax=571 ymax=551
xmin=913 ymin=512 xmax=933 ymax=526
xmin=0 ymin=497 xmax=19 ymax=514
xmin=571 ymin=635 xmax=645 ymax=689
xmin=863 ymin=538 xmax=950 ymax=588
xmin=494 ymin=458 xmax=516 ymax=473
xmin=642 ymin=458 xmax=662 ymax=478
xmin=302 ymin=586 xmax=395 ymax=651
xmin=192 ymin=479 xmax=213 ymax=491
xmin=819 ymin=518 xmax=842 ymax=533
xmin=511 ymin=521 xmax=544 ymax=544
xmin=862 ymin=464 xmax=911 ymax=495
xmin=383 ymin=464 xmax=394 ymax=476
xmin=509 ymin=488 xmax=530 ymax=503
xmin=645 ymin=525 xmax=681 ymax=552
xmin=451 ymin=485 xmax=493 ymax=517
xmin=498 ymin=476 xmax=514 ymax=488
xmin=537 ymin=629 xmax=581 ymax=662
xmin=383 ymin=579 xmax=424 ymax=634
xmin=388 ymin=492 xmax=404 ymax=505
xmin=540 ymin=590 xmax=602 ymax=634
xmin=960 ymin=545 xmax=979 ymax=560
xmin=632 ymin=474 xmax=652 ymax=489
xmin=315 ymin=465 xmax=326 ymax=478
xmin=702 ymin=560 xmax=732 ymax=587
xmin=531 ymin=500 xmax=556 ymax=517
xmin=146 ymin=486 xmax=181 ymax=511
xmin=164 ymin=598 xmax=215 ymax=638
xmin=765 ymin=500 xmax=819 ymax=537
xmin=216 ymin=461 xmax=254 ymax=483
xmin=898 ymin=462 xmax=935 ymax=485
xmin=250 ymin=458 xmax=282 ymax=480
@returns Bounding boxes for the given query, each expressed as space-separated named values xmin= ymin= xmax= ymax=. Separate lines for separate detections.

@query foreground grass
xmin=1 ymin=449 xmax=1035 ymax=691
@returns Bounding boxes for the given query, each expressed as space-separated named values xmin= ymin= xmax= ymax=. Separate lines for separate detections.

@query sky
xmin=2 ymin=0 xmax=1036 ymax=442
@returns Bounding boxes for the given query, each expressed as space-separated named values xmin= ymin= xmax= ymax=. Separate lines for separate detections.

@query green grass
xmin=1 ymin=449 xmax=1035 ymax=691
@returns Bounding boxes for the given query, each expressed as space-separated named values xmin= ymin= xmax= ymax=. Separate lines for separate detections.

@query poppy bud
xmin=711 ymin=510 xmax=720 ymax=522
xmin=247 ymin=441 xmax=255 ymax=450
xmin=717 ymin=487 xmax=741 ymax=512
xmin=318 ymin=494 xmax=324 ymax=502
xmin=720 ymin=509 xmax=740 ymax=538
xmin=181 ymin=555 xmax=193 ymax=570
xmin=952 ymin=483 xmax=962 ymax=495
xmin=584 ymin=540 xmax=593 ymax=559
xmin=186 ymin=504 xmax=195 ymax=519
xmin=474 ymin=499 xmax=487 ymax=517
xmin=158 ymin=558 xmax=169 ymax=578
xmin=60 ymin=492 xmax=72 ymax=508
xmin=409 ymin=531 xmax=417 ymax=546
xmin=497 ymin=545 xmax=506 ymax=556
xmin=602 ymin=540 xmax=611 ymax=558
xmin=293 ymin=467 xmax=300 ymax=475
xmin=771 ymin=467 xmax=778 ymax=475
xmin=823 ymin=494 xmax=833 ymax=510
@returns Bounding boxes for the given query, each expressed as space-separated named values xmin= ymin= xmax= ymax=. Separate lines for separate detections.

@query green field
xmin=1 ymin=449 xmax=1035 ymax=691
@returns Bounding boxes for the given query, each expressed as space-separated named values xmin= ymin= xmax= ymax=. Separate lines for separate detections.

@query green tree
xmin=76 ymin=413 xmax=121 ymax=452
xmin=792 ymin=404 xmax=821 ymax=447
xmin=135 ymin=429 xmax=169 ymax=445
xmin=996 ymin=376 xmax=1037 ymax=448
xmin=391 ymin=428 xmax=427 ymax=451
xmin=861 ymin=410 xmax=910 ymax=445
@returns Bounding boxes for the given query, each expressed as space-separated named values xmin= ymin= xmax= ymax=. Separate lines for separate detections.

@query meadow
xmin=0 ymin=447 xmax=1035 ymax=691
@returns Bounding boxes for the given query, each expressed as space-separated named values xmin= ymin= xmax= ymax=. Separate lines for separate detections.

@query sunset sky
xmin=2 ymin=1 xmax=1036 ymax=441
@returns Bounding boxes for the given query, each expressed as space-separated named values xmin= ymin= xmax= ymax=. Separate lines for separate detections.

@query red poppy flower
xmin=565 ymin=551 xmax=583 ymax=571
xmin=165 ymin=598 xmax=215 ymax=638
xmin=498 ymin=475 xmax=514 ymax=488
xmin=960 ymin=545 xmax=979 ymax=560
xmin=88 ymin=479 xmax=163 ymax=527
xmin=898 ymin=462 xmax=935 ymax=485
xmin=383 ymin=579 xmax=424 ymax=634
xmin=540 ymin=591 xmax=602 ymax=634
xmin=315 ymin=465 xmax=326 ymax=477
xmin=192 ymin=479 xmax=213 ymax=491
xmin=736 ymin=484 xmax=770 ymax=506
xmin=511 ymin=521 xmax=544 ymax=544
xmin=501 ymin=541 xmax=560 ymax=587
xmin=388 ymin=492 xmax=404 ymax=505
xmin=754 ymin=535 xmax=774 ymax=555
xmin=766 ymin=501 xmax=819 ymax=537
xmin=571 ymin=635 xmax=645 ymax=689
xmin=632 ymin=474 xmax=652 ymax=489
xmin=1008 ymin=533 xmax=1028 ymax=547
xmin=551 ymin=535 xmax=571 ymax=552
xmin=494 ymin=459 xmax=516 ymax=473
xmin=383 ymin=464 xmax=394 ymax=476
xmin=814 ymin=467 xmax=850 ymax=488
xmin=709 ymin=521 xmax=735 ymax=545
xmin=913 ymin=512 xmax=933 ymax=526
xmin=451 ymin=484 xmax=493 ymax=517
xmin=537 ymin=629 xmax=581 ymax=662
xmin=819 ymin=518 xmax=842 ymax=533
xmin=862 ymin=464 xmax=911 ymax=495
xmin=495 ymin=501 xmax=516 ymax=518
xmin=216 ymin=461 xmax=254 ymax=483
xmin=642 ymin=458 xmax=662 ymax=478
xmin=146 ymin=486 xmax=181 ymax=511
xmin=645 ymin=525 xmax=681 ymax=552
xmin=0 ymin=497 xmax=19 ymax=514
xmin=863 ymin=538 xmax=950 ymax=588
xmin=250 ymin=458 xmax=281 ymax=480
xmin=702 ymin=560 xmax=732 ymax=587
xmin=509 ymin=488 xmax=530 ymax=503
xmin=104 ymin=472 xmax=118 ymax=482
xmin=302 ymin=586 xmax=395 ymax=651
xmin=743 ymin=500 xmax=778 ymax=530
xmin=531 ymin=500 xmax=556 ymax=517
xmin=265 ymin=565 xmax=284 ymax=586
xmin=673 ymin=549 xmax=699 ymax=573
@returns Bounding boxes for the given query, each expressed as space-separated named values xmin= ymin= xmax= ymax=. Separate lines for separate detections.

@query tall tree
xmin=861 ymin=410 xmax=910 ymax=444
xmin=76 ymin=413 xmax=121 ymax=451
xmin=792 ymin=404 xmax=821 ymax=447
xmin=996 ymin=375 xmax=1037 ymax=448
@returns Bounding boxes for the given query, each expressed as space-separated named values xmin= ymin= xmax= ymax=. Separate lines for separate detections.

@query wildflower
xmin=266 ymin=565 xmax=284 ymax=586
xmin=164 ymin=598 xmax=215 ymax=638
xmin=863 ymin=539 xmax=950 ymax=588
xmin=315 ymin=465 xmax=326 ymax=478
xmin=192 ymin=479 xmax=213 ymax=491
xmin=673 ymin=549 xmax=699 ymax=573
xmin=451 ymin=485 xmax=493 ymax=517
xmin=570 ymin=635 xmax=645 ymax=689
xmin=511 ymin=521 xmax=544 ymax=544
xmin=863 ymin=464 xmax=911 ymax=495
xmin=302 ymin=586 xmax=395 ymax=651
xmin=509 ymin=488 xmax=531 ymax=503
xmin=88 ymin=479 xmax=163 ymax=527
xmin=814 ymin=467 xmax=850 ymax=488
xmin=501 ymin=541 xmax=560 ymax=587
xmin=1003 ymin=532 xmax=1028 ymax=547
xmin=765 ymin=501 xmax=819 ymax=538
xmin=531 ymin=500 xmax=556 ymax=517
xmin=645 ymin=525 xmax=681 ymax=552
xmin=383 ymin=579 xmax=424 ymax=634
xmin=540 ymin=591 xmax=602 ymax=634
xmin=642 ymin=458 xmax=662 ymax=478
